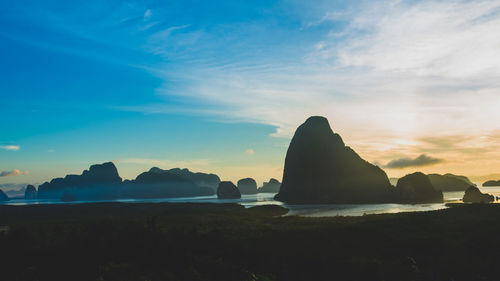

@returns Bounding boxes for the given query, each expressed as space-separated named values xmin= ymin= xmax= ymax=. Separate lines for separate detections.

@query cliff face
xmin=275 ymin=116 xmax=394 ymax=204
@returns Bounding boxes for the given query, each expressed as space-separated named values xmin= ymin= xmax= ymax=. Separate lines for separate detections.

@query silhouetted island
xmin=163 ymin=167 xmax=220 ymax=191
xmin=237 ymin=178 xmax=257 ymax=194
xmin=428 ymin=173 xmax=475 ymax=191
xmin=217 ymin=181 xmax=241 ymax=199
xmin=396 ymin=172 xmax=443 ymax=203
xmin=36 ymin=163 xmax=215 ymax=201
xmin=258 ymin=178 xmax=281 ymax=193
xmin=24 ymin=184 xmax=37 ymax=200
xmin=38 ymin=162 xmax=122 ymax=199
xmin=123 ymin=167 xmax=214 ymax=198
xmin=274 ymin=116 xmax=444 ymax=204
xmin=0 ymin=189 xmax=9 ymax=202
xmin=463 ymin=186 xmax=494 ymax=203
xmin=275 ymin=116 xmax=395 ymax=203
xmin=483 ymin=180 xmax=500 ymax=187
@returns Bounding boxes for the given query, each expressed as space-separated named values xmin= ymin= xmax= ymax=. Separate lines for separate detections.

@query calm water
xmin=4 ymin=186 xmax=500 ymax=217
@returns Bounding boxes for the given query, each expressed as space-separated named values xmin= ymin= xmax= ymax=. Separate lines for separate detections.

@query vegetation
xmin=1 ymin=202 xmax=499 ymax=281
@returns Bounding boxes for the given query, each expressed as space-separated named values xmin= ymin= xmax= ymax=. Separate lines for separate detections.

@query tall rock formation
xmin=0 ymin=189 xmax=9 ymax=202
xmin=275 ymin=116 xmax=394 ymax=203
xmin=24 ymin=185 xmax=37 ymax=200
xmin=237 ymin=178 xmax=257 ymax=194
xmin=217 ymin=181 xmax=241 ymax=199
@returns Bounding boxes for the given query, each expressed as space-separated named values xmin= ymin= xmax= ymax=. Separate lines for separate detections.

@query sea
xmin=3 ymin=185 xmax=500 ymax=217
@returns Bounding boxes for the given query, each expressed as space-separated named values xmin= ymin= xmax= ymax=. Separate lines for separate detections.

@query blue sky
xmin=2 ymin=0 xmax=500 ymax=187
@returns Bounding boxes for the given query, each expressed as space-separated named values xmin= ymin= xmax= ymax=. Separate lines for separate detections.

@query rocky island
xmin=0 ymin=189 xmax=9 ymax=202
xmin=483 ymin=180 xmax=500 ymax=187
xmin=237 ymin=178 xmax=258 ymax=194
xmin=396 ymin=172 xmax=443 ymax=203
xmin=274 ymin=116 xmax=444 ymax=204
xmin=428 ymin=173 xmax=475 ymax=191
xmin=463 ymin=186 xmax=495 ymax=203
xmin=217 ymin=181 xmax=241 ymax=199
xmin=258 ymin=178 xmax=281 ymax=193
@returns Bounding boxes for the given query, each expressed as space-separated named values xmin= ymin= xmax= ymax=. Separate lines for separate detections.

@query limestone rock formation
xmin=217 ymin=181 xmax=241 ymax=199
xmin=463 ymin=186 xmax=494 ymax=203
xmin=483 ymin=180 xmax=500 ymax=187
xmin=258 ymin=178 xmax=281 ymax=193
xmin=24 ymin=185 xmax=37 ymax=200
xmin=237 ymin=178 xmax=257 ymax=194
xmin=165 ymin=168 xmax=220 ymax=191
xmin=0 ymin=189 xmax=9 ymax=202
xmin=38 ymin=162 xmax=122 ymax=199
xmin=428 ymin=174 xmax=475 ymax=191
xmin=274 ymin=116 xmax=394 ymax=203
xmin=396 ymin=172 xmax=443 ymax=203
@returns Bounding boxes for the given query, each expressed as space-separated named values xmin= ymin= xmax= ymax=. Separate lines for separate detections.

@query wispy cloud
xmin=115 ymin=158 xmax=212 ymax=168
xmin=0 ymin=145 xmax=20 ymax=151
xmin=245 ymin=149 xmax=255 ymax=155
xmin=384 ymin=154 xmax=444 ymax=169
xmin=0 ymin=170 xmax=29 ymax=177
xmin=143 ymin=9 xmax=152 ymax=20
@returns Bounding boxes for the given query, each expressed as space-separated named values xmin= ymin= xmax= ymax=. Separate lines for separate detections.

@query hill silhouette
xmin=483 ymin=180 xmax=500 ymax=187
xmin=237 ymin=178 xmax=257 ymax=194
xmin=396 ymin=172 xmax=443 ymax=203
xmin=258 ymin=178 xmax=281 ymax=193
xmin=275 ymin=116 xmax=395 ymax=203
xmin=275 ymin=116 xmax=445 ymax=204
xmin=0 ymin=189 xmax=9 ymax=202
xmin=428 ymin=173 xmax=475 ymax=191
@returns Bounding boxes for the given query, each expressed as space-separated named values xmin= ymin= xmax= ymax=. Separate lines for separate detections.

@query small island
xmin=483 ymin=180 xmax=500 ymax=187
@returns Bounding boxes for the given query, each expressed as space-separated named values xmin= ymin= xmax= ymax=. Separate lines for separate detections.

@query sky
xmin=1 ymin=0 xmax=500 ymax=188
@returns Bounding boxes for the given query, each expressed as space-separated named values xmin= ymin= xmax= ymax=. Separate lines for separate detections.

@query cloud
xmin=0 ymin=145 xmax=20 ymax=151
xmin=0 ymin=170 xmax=29 ymax=177
xmin=384 ymin=154 xmax=444 ymax=169
xmin=115 ymin=158 xmax=212 ymax=168
xmin=245 ymin=149 xmax=255 ymax=155
xmin=128 ymin=0 xmax=500 ymax=148
xmin=143 ymin=9 xmax=151 ymax=19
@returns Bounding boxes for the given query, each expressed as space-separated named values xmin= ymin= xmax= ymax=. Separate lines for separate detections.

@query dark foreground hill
xmin=1 ymin=202 xmax=500 ymax=281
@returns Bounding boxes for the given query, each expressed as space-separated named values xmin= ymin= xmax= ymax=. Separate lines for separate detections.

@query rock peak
xmin=304 ymin=116 xmax=330 ymax=125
